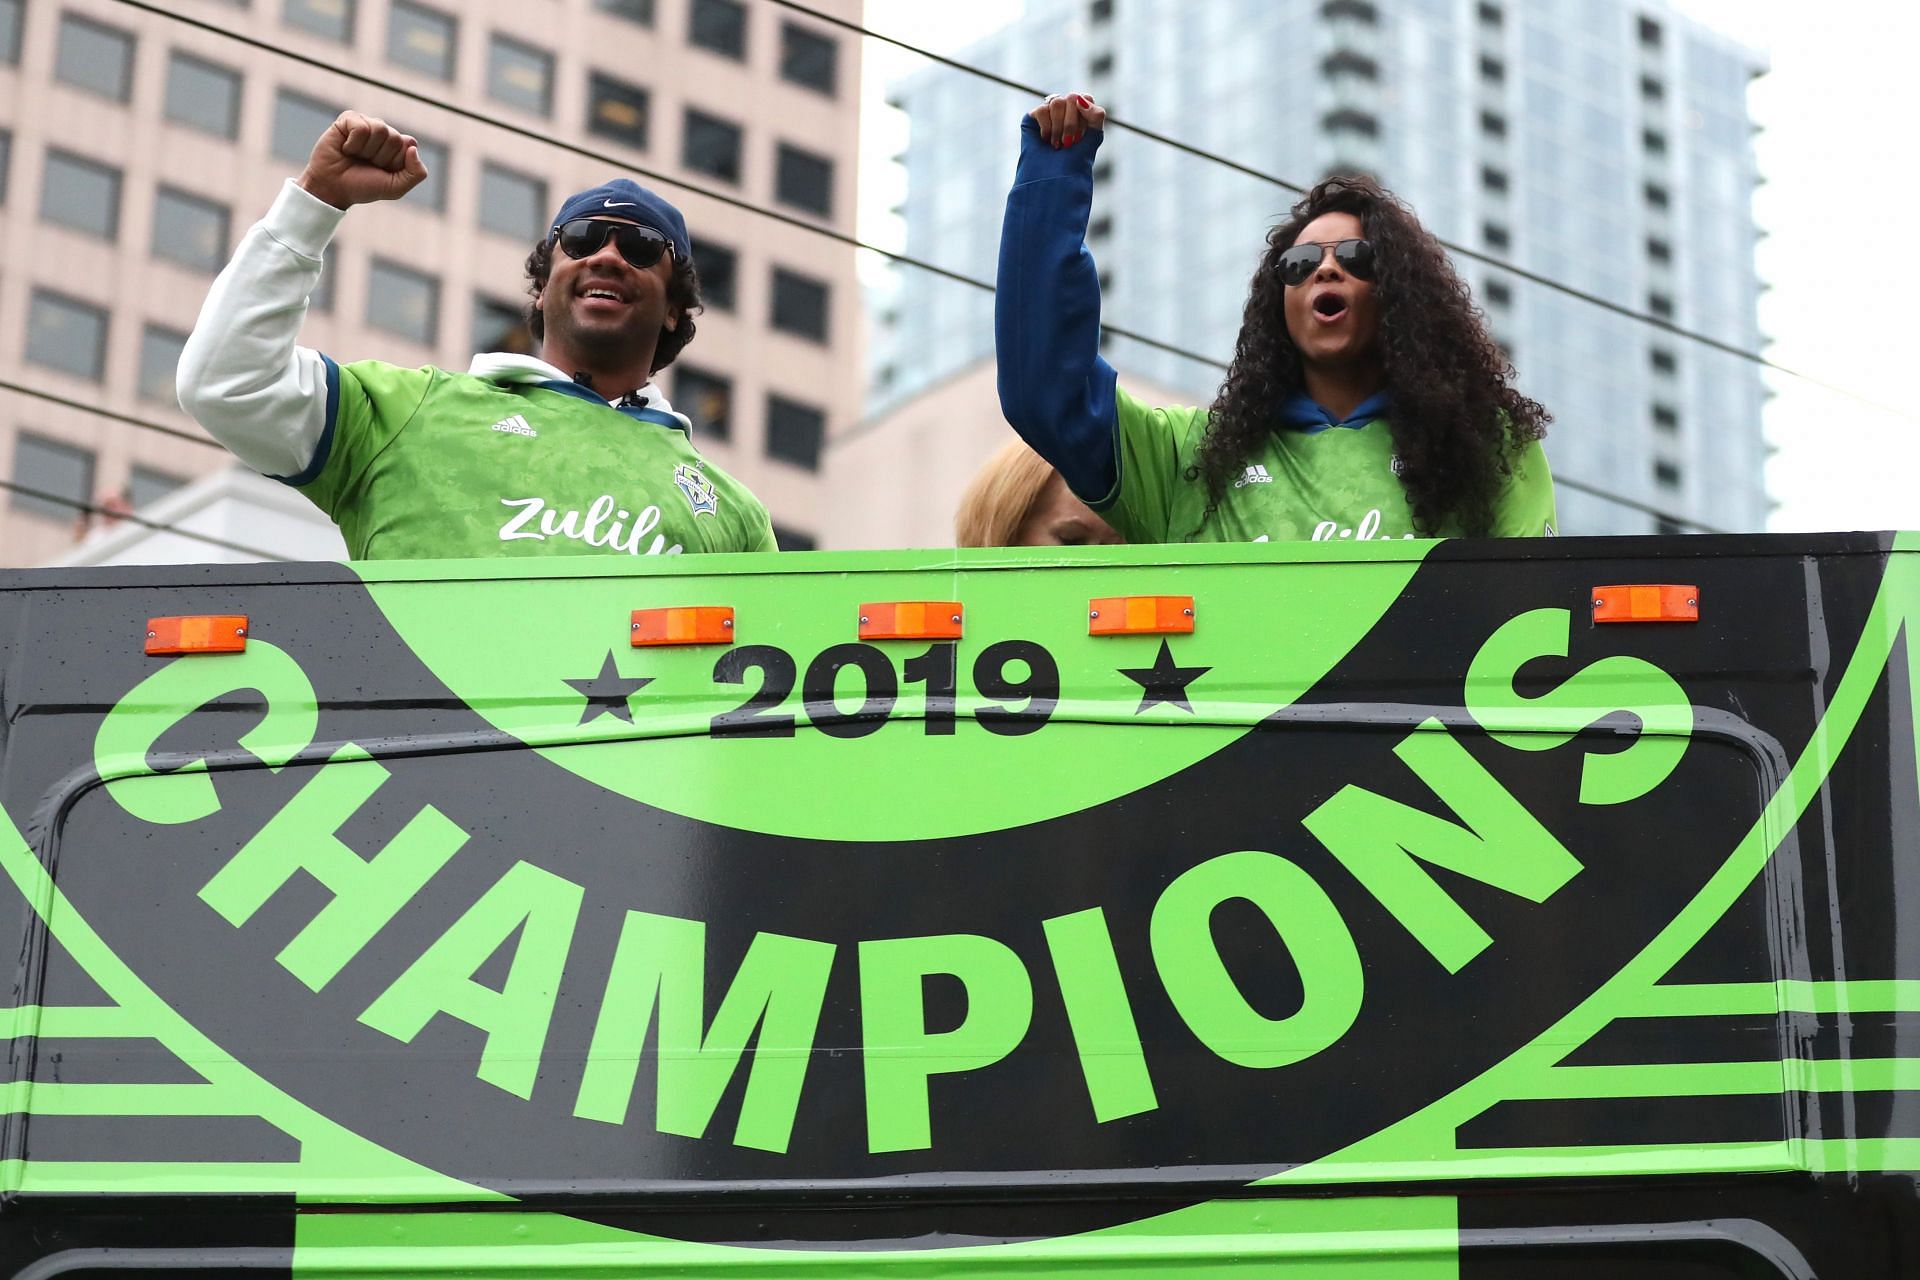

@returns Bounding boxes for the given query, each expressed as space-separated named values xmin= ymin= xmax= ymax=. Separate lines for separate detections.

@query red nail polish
xmin=1073 ymin=94 xmax=1093 ymax=108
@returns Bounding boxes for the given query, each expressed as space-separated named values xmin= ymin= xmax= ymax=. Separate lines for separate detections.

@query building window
xmin=165 ymin=52 xmax=242 ymax=138
xmin=1483 ymin=222 xmax=1511 ymax=251
xmin=0 ymin=0 xmax=21 ymax=64
xmin=470 ymin=293 xmax=527 ymax=354
xmin=9 ymin=432 xmax=95 ymax=522
xmin=1088 ymin=214 xmax=1112 ymax=239
xmin=1480 ymin=164 xmax=1509 ymax=193
xmin=1089 ymin=50 xmax=1113 ymax=77
xmin=682 ymin=109 xmax=742 ymax=182
xmin=1637 ymin=15 xmax=1662 ymax=47
xmin=1652 ymin=403 xmax=1679 ymax=433
xmin=284 ymin=0 xmax=354 ymax=43
xmin=478 ymin=162 xmax=546 ymax=242
xmin=1479 ymin=54 xmax=1505 ymax=83
xmin=26 ymin=290 xmax=108 ymax=381
xmin=129 ymin=465 xmax=186 ymax=511
xmin=689 ymin=0 xmax=746 ymax=59
xmin=1322 ymin=108 xmax=1380 ymax=138
xmin=772 ymin=524 xmax=815 ymax=552
xmin=1647 ymin=292 xmax=1674 ymax=320
xmin=1649 ymin=347 xmax=1677 ymax=376
xmin=1485 ymin=279 xmax=1513 ymax=308
xmin=766 ymin=394 xmax=825 ymax=470
xmin=1639 ymin=73 xmax=1665 ymax=102
xmin=1320 ymin=0 xmax=1377 ymax=22
xmin=367 ymin=257 xmax=440 ymax=344
xmin=152 ymin=187 xmax=230 ymax=272
xmin=1089 ymin=0 xmax=1114 ymax=21
xmin=771 ymin=267 xmax=829 ymax=342
xmin=1643 ymin=180 xmax=1670 ymax=209
xmin=403 ymin=135 xmax=448 ymax=210
xmin=587 ymin=72 xmax=650 ymax=150
xmin=780 ymin=22 xmax=837 ymax=94
xmin=1479 ymin=109 xmax=1507 ymax=138
xmin=690 ymin=237 xmax=736 ymax=310
xmin=273 ymin=88 xmax=345 ymax=163
xmin=488 ymin=34 xmax=554 ymax=116
xmin=1641 ymin=127 xmax=1667 ymax=156
xmin=593 ymin=0 xmax=653 ymax=25
xmin=388 ymin=0 xmax=457 ymax=80
xmin=1653 ymin=459 xmax=1681 ymax=488
xmin=775 ymin=143 xmax=833 ymax=216
xmin=55 ymin=14 xmax=135 ymax=101
xmin=1476 ymin=1 xmax=1503 ymax=26
xmin=40 ymin=150 xmax=122 ymax=240
xmin=1321 ymin=49 xmax=1378 ymax=80
xmin=311 ymin=252 xmax=336 ymax=313
xmin=138 ymin=324 xmax=189 ymax=403
xmin=674 ymin=364 xmax=732 ymax=440
xmin=1646 ymin=236 xmax=1672 ymax=263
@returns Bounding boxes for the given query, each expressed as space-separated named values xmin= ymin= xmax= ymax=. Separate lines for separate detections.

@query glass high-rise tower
xmin=869 ymin=0 xmax=1767 ymax=535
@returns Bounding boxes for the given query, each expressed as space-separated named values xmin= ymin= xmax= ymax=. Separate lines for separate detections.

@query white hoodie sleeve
xmin=176 ymin=180 xmax=347 ymax=482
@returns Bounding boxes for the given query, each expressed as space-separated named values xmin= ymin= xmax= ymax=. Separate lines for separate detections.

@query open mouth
xmin=578 ymin=282 xmax=630 ymax=307
xmin=1312 ymin=292 xmax=1349 ymax=322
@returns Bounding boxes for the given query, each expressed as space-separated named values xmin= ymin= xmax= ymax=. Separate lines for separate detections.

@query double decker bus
xmin=1 ymin=532 xmax=1915 ymax=1276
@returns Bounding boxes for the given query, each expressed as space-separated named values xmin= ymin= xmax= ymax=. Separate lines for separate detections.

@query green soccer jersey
xmin=1101 ymin=389 xmax=1557 ymax=544
xmin=299 ymin=358 xmax=776 ymax=561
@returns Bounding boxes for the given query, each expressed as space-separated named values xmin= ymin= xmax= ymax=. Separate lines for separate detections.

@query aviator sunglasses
xmin=1277 ymin=238 xmax=1376 ymax=287
xmin=553 ymin=218 xmax=674 ymax=270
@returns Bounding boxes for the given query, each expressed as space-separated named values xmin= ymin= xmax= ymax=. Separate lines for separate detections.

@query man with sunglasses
xmin=996 ymin=94 xmax=1555 ymax=544
xmin=178 ymin=111 xmax=776 ymax=559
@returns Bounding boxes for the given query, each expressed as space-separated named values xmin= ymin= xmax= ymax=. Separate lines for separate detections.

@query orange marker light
xmin=1591 ymin=584 xmax=1699 ymax=624
xmin=1089 ymin=596 xmax=1196 ymax=636
xmin=146 ymin=615 xmax=249 ymax=656
xmin=631 ymin=606 xmax=735 ymax=646
xmin=858 ymin=602 xmax=963 ymax=641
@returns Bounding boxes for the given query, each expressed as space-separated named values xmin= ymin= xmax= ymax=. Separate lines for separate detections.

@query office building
xmin=0 ymin=0 xmax=861 ymax=565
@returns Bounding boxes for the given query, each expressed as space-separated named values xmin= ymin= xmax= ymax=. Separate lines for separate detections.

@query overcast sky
xmin=856 ymin=1 xmax=1918 ymax=535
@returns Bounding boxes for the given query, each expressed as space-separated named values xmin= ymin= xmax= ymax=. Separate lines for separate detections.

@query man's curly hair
xmin=523 ymin=237 xmax=702 ymax=373
xmin=1194 ymin=175 xmax=1548 ymax=536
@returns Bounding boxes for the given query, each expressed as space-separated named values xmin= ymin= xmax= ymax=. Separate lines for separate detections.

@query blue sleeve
xmin=995 ymin=115 xmax=1122 ymax=504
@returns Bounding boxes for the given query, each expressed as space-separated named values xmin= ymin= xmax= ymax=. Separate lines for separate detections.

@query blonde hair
xmin=954 ymin=439 xmax=1058 ymax=547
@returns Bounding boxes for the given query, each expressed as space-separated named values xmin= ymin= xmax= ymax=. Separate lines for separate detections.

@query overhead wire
xmin=69 ymin=0 xmax=1722 ymax=534
xmin=6 ymin=368 xmax=1730 ymax=535
xmin=770 ymin=0 xmax=1905 ymax=425
xmin=0 ymin=377 xmax=227 ymax=453
xmin=1553 ymin=474 xmax=1724 ymax=534
xmin=0 ymin=477 xmax=297 ymax=563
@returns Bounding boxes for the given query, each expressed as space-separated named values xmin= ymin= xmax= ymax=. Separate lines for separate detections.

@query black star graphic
xmin=1117 ymin=639 xmax=1211 ymax=715
xmin=564 ymin=651 xmax=653 ymax=725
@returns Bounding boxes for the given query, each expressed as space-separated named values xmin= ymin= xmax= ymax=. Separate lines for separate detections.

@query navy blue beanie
xmin=549 ymin=179 xmax=691 ymax=265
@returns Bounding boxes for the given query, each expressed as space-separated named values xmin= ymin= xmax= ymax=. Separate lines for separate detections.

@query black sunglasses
xmin=1278 ymin=238 xmax=1376 ymax=287
xmin=553 ymin=218 xmax=673 ymax=270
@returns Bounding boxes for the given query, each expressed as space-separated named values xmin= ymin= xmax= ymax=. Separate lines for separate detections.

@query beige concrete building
xmin=0 ymin=0 xmax=862 ymax=566
xmin=823 ymin=356 xmax=1187 ymax=549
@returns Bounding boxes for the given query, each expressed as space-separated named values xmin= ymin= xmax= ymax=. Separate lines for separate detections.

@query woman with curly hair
xmin=996 ymin=92 xmax=1556 ymax=543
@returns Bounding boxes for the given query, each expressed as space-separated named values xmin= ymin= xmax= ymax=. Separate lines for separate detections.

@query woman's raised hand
xmin=1029 ymin=93 xmax=1107 ymax=149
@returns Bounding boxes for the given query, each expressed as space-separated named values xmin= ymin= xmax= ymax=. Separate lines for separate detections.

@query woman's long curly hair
xmin=1194 ymin=175 xmax=1548 ymax=535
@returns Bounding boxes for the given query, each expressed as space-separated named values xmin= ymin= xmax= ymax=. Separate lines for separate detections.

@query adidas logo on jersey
xmin=490 ymin=414 xmax=538 ymax=438
xmin=1234 ymin=464 xmax=1273 ymax=488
